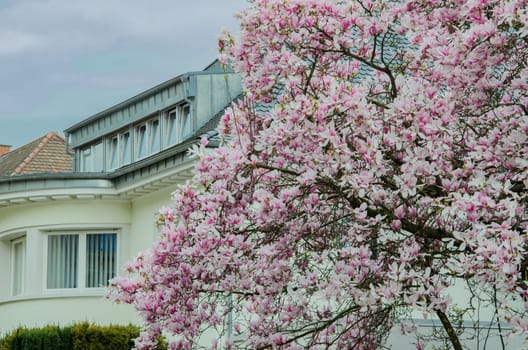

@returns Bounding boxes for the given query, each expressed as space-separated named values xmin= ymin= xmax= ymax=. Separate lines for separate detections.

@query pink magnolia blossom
xmin=109 ymin=0 xmax=528 ymax=349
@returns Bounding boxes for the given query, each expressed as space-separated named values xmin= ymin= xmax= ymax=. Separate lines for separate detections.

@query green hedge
xmin=0 ymin=322 xmax=166 ymax=350
xmin=0 ymin=325 xmax=72 ymax=350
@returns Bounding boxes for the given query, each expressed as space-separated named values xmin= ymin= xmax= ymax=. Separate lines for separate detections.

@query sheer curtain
xmin=47 ymin=233 xmax=117 ymax=289
xmin=47 ymin=235 xmax=78 ymax=289
xmin=86 ymin=234 xmax=117 ymax=288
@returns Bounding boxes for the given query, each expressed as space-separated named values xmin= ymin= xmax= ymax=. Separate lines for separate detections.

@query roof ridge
xmin=12 ymin=131 xmax=57 ymax=175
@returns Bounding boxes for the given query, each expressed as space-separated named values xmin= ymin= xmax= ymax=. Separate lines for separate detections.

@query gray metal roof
xmin=64 ymin=74 xmax=186 ymax=134
xmin=64 ymin=59 xmax=237 ymax=135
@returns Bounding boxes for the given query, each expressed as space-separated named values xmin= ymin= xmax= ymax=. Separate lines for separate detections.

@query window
xmin=75 ymin=106 xmax=189 ymax=171
xmin=107 ymin=136 xmax=119 ymax=170
xmin=79 ymin=142 xmax=104 ymax=172
xmin=11 ymin=237 xmax=26 ymax=296
xmin=46 ymin=232 xmax=117 ymax=289
xmin=81 ymin=148 xmax=91 ymax=171
xmin=86 ymin=234 xmax=117 ymax=288
xmin=166 ymin=111 xmax=177 ymax=145
xmin=92 ymin=142 xmax=103 ymax=171
xmin=150 ymin=119 xmax=160 ymax=153
xmin=165 ymin=104 xmax=191 ymax=146
xmin=180 ymin=105 xmax=191 ymax=137
xmin=135 ymin=118 xmax=161 ymax=159
xmin=136 ymin=124 xmax=148 ymax=159
xmin=107 ymin=132 xmax=132 ymax=170
xmin=47 ymin=235 xmax=78 ymax=289
xmin=121 ymin=131 xmax=131 ymax=165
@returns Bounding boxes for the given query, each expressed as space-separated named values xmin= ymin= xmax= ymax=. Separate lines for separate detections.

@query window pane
xmin=92 ymin=142 xmax=104 ymax=172
xmin=167 ymin=112 xmax=177 ymax=145
xmin=121 ymin=132 xmax=131 ymax=164
xmin=108 ymin=137 xmax=118 ymax=169
xmin=181 ymin=105 xmax=191 ymax=136
xmin=47 ymin=235 xmax=78 ymax=289
xmin=137 ymin=125 xmax=147 ymax=158
xmin=81 ymin=148 xmax=92 ymax=171
xmin=86 ymin=233 xmax=117 ymax=288
xmin=150 ymin=119 xmax=160 ymax=153
xmin=12 ymin=239 xmax=25 ymax=295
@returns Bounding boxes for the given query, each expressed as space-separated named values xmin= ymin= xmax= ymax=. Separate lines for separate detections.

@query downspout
xmin=64 ymin=131 xmax=76 ymax=171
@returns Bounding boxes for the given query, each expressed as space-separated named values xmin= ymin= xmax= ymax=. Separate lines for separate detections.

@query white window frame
xmin=107 ymin=135 xmax=119 ymax=170
xmin=164 ymin=103 xmax=192 ymax=147
xmin=11 ymin=236 xmax=26 ymax=296
xmin=165 ymin=109 xmax=178 ymax=146
xmin=120 ymin=131 xmax=132 ymax=166
xmin=43 ymin=231 xmax=119 ymax=292
xmin=79 ymin=142 xmax=104 ymax=172
xmin=105 ymin=130 xmax=133 ymax=170
xmin=135 ymin=123 xmax=148 ymax=160
xmin=149 ymin=118 xmax=161 ymax=154
xmin=80 ymin=147 xmax=92 ymax=171
xmin=180 ymin=104 xmax=192 ymax=139
xmin=135 ymin=117 xmax=161 ymax=160
xmin=76 ymin=105 xmax=192 ymax=172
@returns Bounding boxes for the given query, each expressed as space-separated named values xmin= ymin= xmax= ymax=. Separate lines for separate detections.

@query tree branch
xmin=436 ymin=309 xmax=463 ymax=350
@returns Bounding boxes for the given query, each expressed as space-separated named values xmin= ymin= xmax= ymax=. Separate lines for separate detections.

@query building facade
xmin=0 ymin=61 xmax=241 ymax=333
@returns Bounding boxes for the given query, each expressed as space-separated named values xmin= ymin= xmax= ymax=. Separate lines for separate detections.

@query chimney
xmin=0 ymin=144 xmax=11 ymax=156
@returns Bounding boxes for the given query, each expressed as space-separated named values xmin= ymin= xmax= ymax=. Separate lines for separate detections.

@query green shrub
xmin=0 ymin=325 xmax=72 ymax=350
xmin=71 ymin=322 xmax=138 ymax=350
xmin=0 ymin=322 xmax=166 ymax=350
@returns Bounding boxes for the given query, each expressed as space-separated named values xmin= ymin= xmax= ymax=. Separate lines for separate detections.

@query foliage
xmin=0 ymin=325 xmax=72 ymax=350
xmin=109 ymin=0 xmax=528 ymax=349
xmin=0 ymin=322 xmax=163 ymax=350
xmin=71 ymin=322 xmax=138 ymax=350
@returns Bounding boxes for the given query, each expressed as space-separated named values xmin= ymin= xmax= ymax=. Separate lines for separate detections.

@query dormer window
xmin=106 ymin=131 xmax=132 ymax=170
xmin=65 ymin=66 xmax=242 ymax=174
xmin=135 ymin=118 xmax=161 ymax=160
xmin=80 ymin=142 xmax=103 ymax=172
xmin=75 ymin=103 xmax=194 ymax=172
xmin=166 ymin=113 xmax=176 ymax=145
xmin=136 ymin=124 xmax=148 ymax=159
xmin=165 ymin=104 xmax=191 ymax=146
xmin=120 ymin=132 xmax=131 ymax=165
xmin=107 ymin=136 xmax=119 ymax=170
xmin=81 ymin=148 xmax=91 ymax=171
xmin=150 ymin=119 xmax=160 ymax=153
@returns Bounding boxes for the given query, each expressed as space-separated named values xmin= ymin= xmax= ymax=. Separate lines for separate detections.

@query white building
xmin=0 ymin=60 xmax=241 ymax=333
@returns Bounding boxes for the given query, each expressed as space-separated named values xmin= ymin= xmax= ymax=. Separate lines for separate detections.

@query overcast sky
xmin=0 ymin=0 xmax=247 ymax=148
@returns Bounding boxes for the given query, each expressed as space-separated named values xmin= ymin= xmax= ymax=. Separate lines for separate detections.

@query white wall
xmin=0 ymin=296 xmax=138 ymax=331
xmin=128 ymin=184 xmax=180 ymax=256
xmin=0 ymin=200 xmax=131 ymax=234
xmin=0 ymin=199 xmax=134 ymax=333
xmin=0 ymin=178 xmax=188 ymax=335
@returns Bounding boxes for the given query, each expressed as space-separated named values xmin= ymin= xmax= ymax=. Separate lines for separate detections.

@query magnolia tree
xmin=109 ymin=0 xmax=528 ymax=349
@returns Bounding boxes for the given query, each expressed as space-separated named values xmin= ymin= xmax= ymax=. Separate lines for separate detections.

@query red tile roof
xmin=0 ymin=132 xmax=72 ymax=176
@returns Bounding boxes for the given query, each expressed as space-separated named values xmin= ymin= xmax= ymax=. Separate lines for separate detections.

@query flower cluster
xmin=109 ymin=0 xmax=528 ymax=349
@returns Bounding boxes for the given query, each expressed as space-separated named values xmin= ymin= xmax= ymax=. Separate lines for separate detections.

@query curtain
xmin=86 ymin=233 xmax=117 ymax=288
xmin=47 ymin=235 xmax=78 ymax=289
